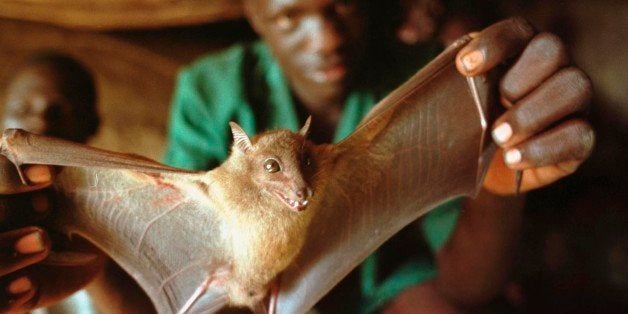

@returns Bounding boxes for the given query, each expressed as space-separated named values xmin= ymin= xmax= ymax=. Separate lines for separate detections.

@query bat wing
xmin=0 ymin=129 xmax=230 ymax=313
xmin=277 ymin=36 xmax=499 ymax=312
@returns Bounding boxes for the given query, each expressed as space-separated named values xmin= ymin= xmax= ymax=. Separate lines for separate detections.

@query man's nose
xmin=305 ymin=15 xmax=343 ymax=55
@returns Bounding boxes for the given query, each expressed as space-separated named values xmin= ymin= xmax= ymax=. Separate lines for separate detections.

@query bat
xmin=0 ymin=35 xmax=498 ymax=313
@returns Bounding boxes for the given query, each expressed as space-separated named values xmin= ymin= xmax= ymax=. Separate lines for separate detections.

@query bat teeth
xmin=276 ymin=191 xmax=309 ymax=211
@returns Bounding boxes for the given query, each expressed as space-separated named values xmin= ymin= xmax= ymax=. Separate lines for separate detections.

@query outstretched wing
xmin=277 ymin=36 xmax=498 ymax=312
xmin=0 ymin=129 xmax=230 ymax=313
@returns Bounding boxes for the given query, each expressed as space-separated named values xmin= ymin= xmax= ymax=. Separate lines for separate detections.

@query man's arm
xmin=435 ymin=188 xmax=524 ymax=305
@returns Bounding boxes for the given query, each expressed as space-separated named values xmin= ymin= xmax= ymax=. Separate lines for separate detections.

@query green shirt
xmin=163 ymin=40 xmax=460 ymax=312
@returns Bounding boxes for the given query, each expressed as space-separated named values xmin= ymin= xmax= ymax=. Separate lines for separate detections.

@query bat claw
xmin=13 ymin=163 xmax=28 ymax=185
xmin=1 ymin=129 xmax=28 ymax=185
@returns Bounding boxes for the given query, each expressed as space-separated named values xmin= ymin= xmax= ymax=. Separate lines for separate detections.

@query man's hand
xmin=386 ymin=18 xmax=597 ymax=312
xmin=455 ymin=17 xmax=595 ymax=195
xmin=0 ymin=164 xmax=105 ymax=313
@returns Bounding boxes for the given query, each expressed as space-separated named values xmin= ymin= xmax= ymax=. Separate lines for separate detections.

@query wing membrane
xmin=0 ymin=130 xmax=228 ymax=313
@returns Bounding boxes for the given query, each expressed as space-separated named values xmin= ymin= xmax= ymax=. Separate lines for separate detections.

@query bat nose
xmin=295 ymin=187 xmax=313 ymax=201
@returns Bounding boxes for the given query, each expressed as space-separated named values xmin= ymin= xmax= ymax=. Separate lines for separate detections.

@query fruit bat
xmin=0 ymin=35 xmax=499 ymax=313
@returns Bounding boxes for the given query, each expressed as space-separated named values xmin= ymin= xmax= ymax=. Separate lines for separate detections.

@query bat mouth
xmin=274 ymin=192 xmax=308 ymax=212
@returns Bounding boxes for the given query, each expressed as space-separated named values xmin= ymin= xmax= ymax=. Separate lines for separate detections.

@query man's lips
xmin=311 ymin=63 xmax=347 ymax=84
xmin=301 ymin=52 xmax=349 ymax=84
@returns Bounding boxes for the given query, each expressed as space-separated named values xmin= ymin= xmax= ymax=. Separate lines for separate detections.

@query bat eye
xmin=263 ymin=158 xmax=281 ymax=173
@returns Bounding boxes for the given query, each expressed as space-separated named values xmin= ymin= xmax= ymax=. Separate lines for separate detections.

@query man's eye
xmin=263 ymin=158 xmax=281 ymax=173
xmin=274 ymin=13 xmax=296 ymax=31
xmin=334 ymin=1 xmax=357 ymax=15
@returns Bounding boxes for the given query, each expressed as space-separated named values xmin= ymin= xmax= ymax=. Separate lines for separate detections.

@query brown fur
xmin=204 ymin=129 xmax=315 ymax=308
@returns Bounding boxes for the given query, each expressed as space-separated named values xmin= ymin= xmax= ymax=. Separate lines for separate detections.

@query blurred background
xmin=0 ymin=0 xmax=625 ymax=312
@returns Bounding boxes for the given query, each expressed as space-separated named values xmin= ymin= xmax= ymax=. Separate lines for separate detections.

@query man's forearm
xmin=434 ymin=188 xmax=525 ymax=306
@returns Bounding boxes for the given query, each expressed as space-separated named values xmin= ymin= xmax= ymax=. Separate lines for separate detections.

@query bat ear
xmin=229 ymin=122 xmax=253 ymax=153
xmin=298 ymin=116 xmax=312 ymax=138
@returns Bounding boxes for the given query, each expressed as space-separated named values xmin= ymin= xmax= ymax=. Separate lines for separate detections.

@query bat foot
xmin=268 ymin=277 xmax=280 ymax=314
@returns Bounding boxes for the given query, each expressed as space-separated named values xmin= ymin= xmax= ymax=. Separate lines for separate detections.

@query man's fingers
xmin=0 ymin=227 xmax=50 ymax=277
xmin=1 ymin=251 xmax=106 ymax=313
xmin=24 ymin=166 xmax=52 ymax=184
xmin=0 ymin=163 xmax=53 ymax=195
xmin=491 ymin=67 xmax=592 ymax=147
xmin=500 ymin=33 xmax=570 ymax=101
xmin=0 ymin=276 xmax=37 ymax=313
xmin=0 ymin=191 xmax=52 ymax=230
xmin=456 ymin=17 xmax=535 ymax=76
xmin=501 ymin=119 xmax=595 ymax=170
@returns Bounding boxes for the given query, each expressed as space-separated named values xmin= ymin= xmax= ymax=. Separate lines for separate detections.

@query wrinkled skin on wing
xmin=0 ymin=129 xmax=230 ymax=313
xmin=53 ymin=167 xmax=228 ymax=312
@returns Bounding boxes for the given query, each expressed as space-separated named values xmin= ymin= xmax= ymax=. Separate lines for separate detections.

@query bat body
xmin=201 ymin=124 xmax=315 ymax=308
xmin=0 ymin=36 xmax=498 ymax=313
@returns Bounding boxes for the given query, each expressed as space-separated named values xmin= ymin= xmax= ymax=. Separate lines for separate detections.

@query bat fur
xmin=205 ymin=121 xmax=315 ymax=308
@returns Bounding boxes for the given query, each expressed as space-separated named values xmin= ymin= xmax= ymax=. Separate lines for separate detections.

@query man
xmin=163 ymin=1 xmax=593 ymax=312
xmin=1 ymin=1 xmax=594 ymax=313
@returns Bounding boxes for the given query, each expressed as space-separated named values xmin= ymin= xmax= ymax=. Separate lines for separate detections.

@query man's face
xmin=2 ymin=67 xmax=80 ymax=140
xmin=246 ymin=0 xmax=366 ymax=103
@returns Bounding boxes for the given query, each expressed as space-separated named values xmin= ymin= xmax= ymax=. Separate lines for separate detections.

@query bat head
xmin=229 ymin=118 xmax=314 ymax=212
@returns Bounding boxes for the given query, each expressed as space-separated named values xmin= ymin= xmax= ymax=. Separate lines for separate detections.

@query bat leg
xmin=268 ymin=277 xmax=280 ymax=314
xmin=254 ymin=302 xmax=268 ymax=314
xmin=177 ymin=267 xmax=231 ymax=314
xmin=253 ymin=277 xmax=279 ymax=314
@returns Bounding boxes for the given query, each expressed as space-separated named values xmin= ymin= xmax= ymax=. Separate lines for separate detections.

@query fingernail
xmin=7 ymin=277 xmax=32 ymax=295
xmin=500 ymin=96 xmax=515 ymax=109
xmin=461 ymin=50 xmax=483 ymax=73
xmin=505 ymin=148 xmax=522 ymax=165
xmin=492 ymin=123 xmax=513 ymax=144
xmin=31 ymin=193 xmax=50 ymax=213
xmin=25 ymin=165 xmax=51 ymax=184
xmin=15 ymin=231 xmax=45 ymax=254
